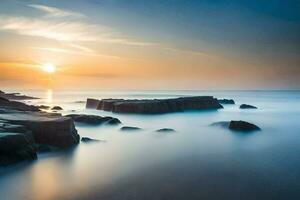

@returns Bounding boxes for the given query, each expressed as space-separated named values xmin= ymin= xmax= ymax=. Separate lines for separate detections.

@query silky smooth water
xmin=0 ymin=90 xmax=300 ymax=200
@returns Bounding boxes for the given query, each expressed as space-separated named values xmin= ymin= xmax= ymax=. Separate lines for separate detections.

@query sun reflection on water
xmin=45 ymin=89 xmax=53 ymax=104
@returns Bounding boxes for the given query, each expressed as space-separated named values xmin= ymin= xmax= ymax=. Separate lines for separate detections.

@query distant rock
xmin=240 ymin=104 xmax=257 ymax=109
xmin=86 ymin=96 xmax=223 ymax=114
xmin=120 ymin=126 xmax=142 ymax=131
xmin=0 ymin=96 xmax=40 ymax=111
xmin=156 ymin=128 xmax=176 ymax=133
xmin=218 ymin=99 xmax=235 ymax=104
xmin=0 ymin=90 xmax=39 ymax=100
xmin=65 ymin=114 xmax=121 ymax=125
xmin=81 ymin=137 xmax=104 ymax=143
xmin=74 ymin=101 xmax=86 ymax=103
xmin=51 ymin=106 xmax=63 ymax=110
xmin=37 ymin=105 xmax=50 ymax=109
xmin=212 ymin=120 xmax=261 ymax=132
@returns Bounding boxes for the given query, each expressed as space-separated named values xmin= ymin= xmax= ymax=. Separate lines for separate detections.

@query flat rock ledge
xmin=66 ymin=114 xmax=121 ymax=125
xmin=86 ymin=96 xmax=223 ymax=114
xmin=156 ymin=128 xmax=176 ymax=133
xmin=212 ymin=120 xmax=261 ymax=132
xmin=0 ymin=111 xmax=80 ymax=166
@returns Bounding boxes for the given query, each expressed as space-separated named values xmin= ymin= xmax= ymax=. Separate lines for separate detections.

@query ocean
xmin=0 ymin=90 xmax=300 ymax=200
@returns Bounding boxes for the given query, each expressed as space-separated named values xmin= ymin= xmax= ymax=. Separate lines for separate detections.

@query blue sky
xmin=0 ymin=0 xmax=299 ymax=89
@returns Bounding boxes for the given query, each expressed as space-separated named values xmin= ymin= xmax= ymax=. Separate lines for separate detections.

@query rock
xmin=212 ymin=120 xmax=260 ymax=132
xmin=0 ymin=90 xmax=39 ymax=100
xmin=65 ymin=114 xmax=121 ymax=125
xmin=74 ymin=101 xmax=86 ymax=103
xmin=240 ymin=104 xmax=257 ymax=109
xmin=218 ymin=99 xmax=235 ymax=104
xmin=0 ymin=97 xmax=40 ymax=112
xmin=1 ymin=111 xmax=80 ymax=148
xmin=81 ymin=137 xmax=103 ymax=143
xmin=51 ymin=106 xmax=63 ymax=110
xmin=34 ymin=144 xmax=60 ymax=152
xmin=229 ymin=120 xmax=261 ymax=131
xmin=37 ymin=105 xmax=50 ymax=109
xmin=86 ymin=96 xmax=223 ymax=114
xmin=120 ymin=126 xmax=142 ymax=131
xmin=0 ymin=132 xmax=37 ymax=166
xmin=156 ymin=128 xmax=176 ymax=133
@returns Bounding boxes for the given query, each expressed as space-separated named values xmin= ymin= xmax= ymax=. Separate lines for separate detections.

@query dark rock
xmin=156 ymin=128 xmax=176 ymax=133
xmin=34 ymin=144 xmax=60 ymax=152
xmin=0 ymin=132 xmax=37 ymax=166
xmin=212 ymin=120 xmax=261 ymax=132
xmin=74 ymin=101 xmax=85 ymax=103
xmin=1 ymin=112 xmax=80 ymax=148
xmin=229 ymin=120 xmax=261 ymax=131
xmin=240 ymin=104 xmax=257 ymax=109
xmin=65 ymin=114 xmax=121 ymax=125
xmin=218 ymin=99 xmax=235 ymax=104
xmin=120 ymin=126 xmax=142 ymax=131
xmin=51 ymin=106 xmax=63 ymax=110
xmin=87 ymin=96 xmax=223 ymax=114
xmin=81 ymin=137 xmax=103 ymax=143
xmin=0 ymin=97 xmax=40 ymax=111
xmin=37 ymin=105 xmax=50 ymax=109
xmin=0 ymin=90 xmax=39 ymax=100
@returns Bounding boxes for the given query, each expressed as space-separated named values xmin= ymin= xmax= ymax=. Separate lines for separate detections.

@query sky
xmin=0 ymin=0 xmax=299 ymax=90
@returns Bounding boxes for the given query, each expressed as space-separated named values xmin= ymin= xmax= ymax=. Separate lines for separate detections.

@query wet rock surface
xmin=81 ymin=137 xmax=104 ymax=143
xmin=65 ymin=114 xmax=121 ymax=125
xmin=86 ymin=96 xmax=223 ymax=114
xmin=0 ymin=96 xmax=40 ymax=112
xmin=0 ymin=90 xmax=39 ymax=100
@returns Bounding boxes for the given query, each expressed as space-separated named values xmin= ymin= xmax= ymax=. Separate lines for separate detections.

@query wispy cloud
xmin=30 ymin=46 xmax=121 ymax=59
xmin=28 ymin=4 xmax=85 ymax=18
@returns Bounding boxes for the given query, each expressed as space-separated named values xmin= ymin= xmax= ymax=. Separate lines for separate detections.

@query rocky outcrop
xmin=87 ymin=96 xmax=223 ymax=114
xmin=212 ymin=120 xmax=261 ymax=132
xmin=218 ymin=99 xmax=235 ymax=104
xmin=240 ymin=104 xmax=257 ymax=109
xmin=1 ymin=111 xmax=80 ymax=148
xmin=65 ymin=114 xmax=121 ymax=125
xmin=0 ymin=96 xmax=40 ymax=111
xmin=120 ymin=126 xmax=142 ymax=131
xmin=0 ymin=90 xmax=39 ymax=100
xmin=156 ymin=128 xmax=176 ymax=133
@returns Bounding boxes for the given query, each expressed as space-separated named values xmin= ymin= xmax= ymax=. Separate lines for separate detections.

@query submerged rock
xmin=37 ymin=105 xmax=50 ymax=109
xmin=240 ymin=104 xmax=257 ymax=109
xmin=229 ymin=120 xmax=261 ymax=131
xmin=212 ymin=120 xmax=261 ymax=132
xmin=156 ymin=128 xmax=176 ymax=133
xmin=65 ymin=114 xmax=121 ymax=125
xmin=51 ymin=106 xmax=63 ymax=110
xmin=81 ymin=137 xmax=104 ymax=143
xmin=86 ymin=96 xmax=223 ymax=114
xmin=120 ymin=126 xmax=142 ymax=131
xmin=218 ymin=99 xmax=235 ymax=104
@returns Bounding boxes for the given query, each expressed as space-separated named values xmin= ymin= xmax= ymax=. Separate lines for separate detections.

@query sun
xmin=42 ymin=63 xmax=56 ymax=73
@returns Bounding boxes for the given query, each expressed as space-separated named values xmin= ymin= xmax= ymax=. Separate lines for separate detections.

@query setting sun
xmin=42 ymin=63 xmax=56 ymax=74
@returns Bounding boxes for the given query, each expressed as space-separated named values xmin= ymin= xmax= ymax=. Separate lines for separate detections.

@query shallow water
xmin=1 ymin=90 xmax=300 ymax=200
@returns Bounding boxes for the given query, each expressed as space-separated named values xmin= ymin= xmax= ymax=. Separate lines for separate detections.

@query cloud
xmin=30 ymin=46 xmax=121 ymax=59
xmin=28 ymin=4 xmax=85 ymax=18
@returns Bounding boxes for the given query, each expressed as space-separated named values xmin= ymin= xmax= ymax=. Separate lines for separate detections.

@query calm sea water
xmin=0 ymin=90 xmax=300 ymax=200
